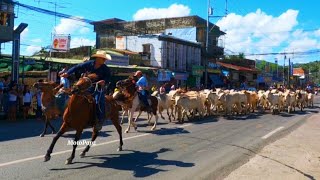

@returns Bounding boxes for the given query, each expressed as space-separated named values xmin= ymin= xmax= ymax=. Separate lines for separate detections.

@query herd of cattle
xmin=148 ymin=88 xmax=315 ymax=123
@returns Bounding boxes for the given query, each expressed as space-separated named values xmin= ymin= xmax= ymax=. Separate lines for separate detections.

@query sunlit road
xmin=0 ymin=97 xmax=319 ymax=180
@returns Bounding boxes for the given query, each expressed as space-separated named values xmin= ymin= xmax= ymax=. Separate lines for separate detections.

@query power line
xmin=244 ymin=49 xmax=320 ymax=56
xmin=13 ymin=1 xmax=95 ymax=24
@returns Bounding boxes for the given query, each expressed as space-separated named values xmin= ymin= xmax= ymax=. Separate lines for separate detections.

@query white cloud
xmin=315 ymin=29 xmax=320 ymax=37
xmin=216 ymin=9 xmax=320 ymax=62
xmin=25 ymin=45 xmax=41 ymax=56
xmin=30 ymin=38 xmax=42 ymax=43
xmin=54 ymin=18 xmax=90 ymax=35
xmin=70 ymin=37 xmax=95 ymax=48
xmin=133 ymin=4 xmax=191 ymax=21
xmin=20 ymin=27 xmax=29 ymax=42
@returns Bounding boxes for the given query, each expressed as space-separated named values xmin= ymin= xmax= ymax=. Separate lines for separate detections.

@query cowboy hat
xmin=134 ymin=70 xmax=143 ymax=76
xmin=91 ymin=50 xmax=112 ymax=60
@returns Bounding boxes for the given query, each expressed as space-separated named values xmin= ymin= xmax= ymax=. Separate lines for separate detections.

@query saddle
xmin=80 ymin=93 xmax=96 ymax=127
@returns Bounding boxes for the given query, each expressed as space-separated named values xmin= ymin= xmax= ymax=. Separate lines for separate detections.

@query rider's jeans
xmin=139 ymin=90 xmax=149 ymax=107
xmin=94 ymin=90 xmax=105 ymax=124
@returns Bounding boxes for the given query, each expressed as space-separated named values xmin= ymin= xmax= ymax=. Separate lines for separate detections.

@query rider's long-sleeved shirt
xmin=66 ymin=60 xmax=111 ymax=84
xmin=136 ymin=76 xmax=148 ymax=90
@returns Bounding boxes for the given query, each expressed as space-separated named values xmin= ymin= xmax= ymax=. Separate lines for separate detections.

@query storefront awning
xmin=172 ymin=72 xmax=189 ymax=80
xmin=217 ymin=62 xmax=259 ymax=72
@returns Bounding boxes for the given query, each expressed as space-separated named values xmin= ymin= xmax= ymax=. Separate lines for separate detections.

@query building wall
xmin=116 ymin=36 xmax=162 ymax=67
xmin=161 ymin=41 xmax=201 ymax=71
xmin=115 ymin=34 xmax=201 ymax=73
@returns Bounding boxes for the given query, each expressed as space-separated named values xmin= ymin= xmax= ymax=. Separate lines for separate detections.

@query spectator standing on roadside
xmin=22 ymin=85 xmax=33 ymax=120
xmin=8 ymin=83 xmax=18 ymax=121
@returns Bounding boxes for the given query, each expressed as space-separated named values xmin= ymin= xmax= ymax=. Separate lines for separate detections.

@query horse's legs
xmin=134 ymin=110 xmax=142 ymax=122
xmin=110 ymin=117 xmax=123 ymax=151
xmin=125 ymin=110 xmax=137 ymax=133
xmin=80 ymin=129 xmax=98 ymax=158
xmin=147 ymin=113 xmax=153 ymax=125
xmin=66 ymin=130 xmax=82 ymax=165
xmin=120 ymin=110 xmax=126 ymax=125
xmin=44 ymin=125 xmax=66 ymax=162
xmin=151 ymin=112 xmax=158 ymax=131
xmin=40 ymin=119 xmax=49 ymax=137
xmin=48 ymin=121 xmax=56 ymax=134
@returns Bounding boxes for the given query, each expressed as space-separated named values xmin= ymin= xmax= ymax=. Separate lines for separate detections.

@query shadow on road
xmin=0 ymin=118 xmax=62 ymax=142
xmin=50 ymin=148 xmax=194 ymax=178
xmin=138 ymin=127 xmax=190 ymax=136
xmin=0 ymin=118 xmax=114 ymax=142
xmin=224 ymin=113 xmax=263 ymax=121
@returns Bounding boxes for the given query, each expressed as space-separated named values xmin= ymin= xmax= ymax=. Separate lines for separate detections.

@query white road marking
xmin=178 ymin=123 xmax=192 ymax=128
xmin=261 ymin=126 xmax=284 ymax=139
xmin=0 ymin=123 xmax=192 ymax=168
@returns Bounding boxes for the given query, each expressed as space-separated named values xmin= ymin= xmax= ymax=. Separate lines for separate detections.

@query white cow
xmin=157 ymin=92 xmax=175 ymax=121
xmin=307 ymin=93 xmax=314 ymax=107
xmin=175 ymin=94 xmax=204 ymax=122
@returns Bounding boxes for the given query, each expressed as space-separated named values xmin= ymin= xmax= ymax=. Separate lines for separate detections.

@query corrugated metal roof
xmin=217 ymin=62 xmax=259 ymax=72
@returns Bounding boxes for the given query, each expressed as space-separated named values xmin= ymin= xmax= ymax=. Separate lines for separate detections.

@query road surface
xmin=0 ymin=97 xmax=319 ymax=180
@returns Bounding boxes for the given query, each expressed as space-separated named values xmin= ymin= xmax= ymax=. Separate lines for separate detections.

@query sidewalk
xmin=225 ymin=113 xmax=320 ymax=180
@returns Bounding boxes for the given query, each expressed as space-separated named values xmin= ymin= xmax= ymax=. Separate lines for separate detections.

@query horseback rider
xmin=134 ymin=70 xmax=152 ymax=113
xmin=60 ymin=50 xmax=112 ymax=130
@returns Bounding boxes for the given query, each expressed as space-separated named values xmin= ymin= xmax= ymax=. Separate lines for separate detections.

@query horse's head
xmin=71 ymin=73 xmax=98 ymax=94
xmin=33 ymin=81 xmax=59 ymax=94
xmin=116 ymin=78 xmax=136 ymax=97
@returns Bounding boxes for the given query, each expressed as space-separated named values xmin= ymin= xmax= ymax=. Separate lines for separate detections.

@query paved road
xmin=0 ymin=97 xmax=319 ymax=180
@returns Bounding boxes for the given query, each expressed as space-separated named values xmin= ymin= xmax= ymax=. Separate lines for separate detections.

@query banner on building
xmin=157 ymin=70 xmax=172 ymax=81
xmin=116 ymin=36 xmax=126 ymax=50
xmin=52 ymin=35 xmax=71 ymax=51
xmin=105 ymin=55 xmax=129 ymax=66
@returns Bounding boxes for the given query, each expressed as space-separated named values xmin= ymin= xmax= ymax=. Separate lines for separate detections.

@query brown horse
xmin=114 ymin=78 xmax=158 ymax=133
xmin=33 ymin=81 xmax=64 ymax=137
xmin=44 ymin=74 xmax=123 ymax=164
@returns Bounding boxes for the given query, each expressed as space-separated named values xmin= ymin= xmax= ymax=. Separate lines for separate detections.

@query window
xmin=0 ymin=12 xmax=8 ymax=26
xmin=142 ymin=44 xmax=151 ymax=59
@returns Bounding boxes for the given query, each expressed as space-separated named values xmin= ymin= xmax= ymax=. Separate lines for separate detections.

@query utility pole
xmin=275 ymin=58 xmax=278 ymax=81
xmin=205 ymin=0 xmax=228 ymax=88
xmin=283 ymin=55 xmax=286 ymax=86
xmin=288 ymin=58 xmax=290 ymax=88
xmin=205 ymin=0 xmax=210 ymax=88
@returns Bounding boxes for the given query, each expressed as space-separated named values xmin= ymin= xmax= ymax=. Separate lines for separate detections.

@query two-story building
xmin=114 ymin=34 xmax=201 ymax=87
xmin=91 ymin=16 xmax=225 ymax=88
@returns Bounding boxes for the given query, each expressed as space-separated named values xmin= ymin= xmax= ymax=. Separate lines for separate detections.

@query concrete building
xmin=92 ymin=16 xmax=225 ymax=58
xmin=115 ymin=34 xmax=202 ymax=87
xmin=0 ymin=0 xmax=14 ymax=46
xmin=92 ymin=16 xmax=225 ymax=87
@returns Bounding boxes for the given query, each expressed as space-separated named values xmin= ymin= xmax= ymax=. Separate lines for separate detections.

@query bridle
xmin=72 ymin=76 xmax=93 ymax=94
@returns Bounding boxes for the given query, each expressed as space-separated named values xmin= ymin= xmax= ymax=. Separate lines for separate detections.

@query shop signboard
xmin=207 ymin=69 xmax=221 ymax=73
xmin=192 ymin=66 xmax=204 ymax=76
xmin=52 ymin=35 xmax=70 ymax=51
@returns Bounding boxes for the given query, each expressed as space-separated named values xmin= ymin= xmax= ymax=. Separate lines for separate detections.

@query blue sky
xmin=2 ymin=0 xmax=320 ymax=64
